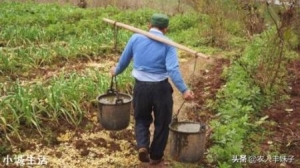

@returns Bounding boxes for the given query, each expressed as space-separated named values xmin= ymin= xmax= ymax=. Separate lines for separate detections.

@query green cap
xmin=151 ymin=13 xmax=169 ymax=28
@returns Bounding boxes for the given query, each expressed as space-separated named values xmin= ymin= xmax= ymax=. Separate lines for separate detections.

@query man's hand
xmin=110 ymin=66 xmax=116 ymax=76
xmin=183 ymin=90 xmax=194 ymax=100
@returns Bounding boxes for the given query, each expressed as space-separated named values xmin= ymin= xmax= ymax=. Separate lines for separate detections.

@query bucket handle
xmin=108 ymin=76 xmax=123 ymax=104
xmin=172 ymin=101 xmax=206 ymax=133
xmin=107 ymin=76 xmax=116 ymax=93
xmin=172 ymin=101 xmax=186 ymax=123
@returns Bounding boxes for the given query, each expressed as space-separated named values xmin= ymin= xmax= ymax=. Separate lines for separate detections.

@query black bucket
xmin=97 ymin=77 xmax=132 ymax=131
xmin=169 ymin=120 xmax=206 ymax=163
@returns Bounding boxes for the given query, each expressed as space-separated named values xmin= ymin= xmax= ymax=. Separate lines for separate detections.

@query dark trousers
xmin=133 ymin=79 xmax=173 ymax=160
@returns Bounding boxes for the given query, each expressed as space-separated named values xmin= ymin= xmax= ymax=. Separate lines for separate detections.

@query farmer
xmin=110 ymin=13 xmax=194 ymax=165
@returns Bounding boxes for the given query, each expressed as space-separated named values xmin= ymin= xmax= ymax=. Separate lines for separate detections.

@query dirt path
xmin=141 ymin=54 xmax=214 ymax=168
xmin=172 ymin=56 xmax=212 ymax=120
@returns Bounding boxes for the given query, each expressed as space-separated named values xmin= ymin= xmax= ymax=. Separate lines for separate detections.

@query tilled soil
xmin=250 ymin=60 xmax=300 ymax=168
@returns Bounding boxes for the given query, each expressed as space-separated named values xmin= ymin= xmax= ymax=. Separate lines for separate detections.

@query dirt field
xmin=2 ymin=51 xmax=300 ymax=167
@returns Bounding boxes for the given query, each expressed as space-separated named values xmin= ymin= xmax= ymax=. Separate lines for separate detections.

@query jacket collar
xmin=149 ymin=28 xmax=163 ymax=35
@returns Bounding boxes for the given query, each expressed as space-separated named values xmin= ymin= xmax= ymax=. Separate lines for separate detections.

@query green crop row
xmin=0 ymin=2 xmax=161 ymax=75
xmin=0 ymin=28 xmax=124 ymax=73
xmin=0 ymin=66 xmax=133 ymax=140
xmin=206 ymin=26 xmax=299 ymax=167
xmin=0 ymin=2 xmax=233 ymax=75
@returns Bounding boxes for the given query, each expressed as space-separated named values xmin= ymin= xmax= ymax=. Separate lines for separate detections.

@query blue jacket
xmin=115 ymin=28 xmax=188 ymax=93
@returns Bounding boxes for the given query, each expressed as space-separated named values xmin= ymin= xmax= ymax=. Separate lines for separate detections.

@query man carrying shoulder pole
xmin=110 ymin=13 xmax=194 ymax=165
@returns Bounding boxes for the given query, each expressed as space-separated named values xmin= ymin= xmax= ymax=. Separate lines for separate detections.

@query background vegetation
xmin=0 ymin=0 xmax=299 ymax=167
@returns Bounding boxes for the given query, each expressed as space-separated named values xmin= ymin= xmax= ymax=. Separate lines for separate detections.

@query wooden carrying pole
xmin=103 ymin=18 xmax=209 ymax=59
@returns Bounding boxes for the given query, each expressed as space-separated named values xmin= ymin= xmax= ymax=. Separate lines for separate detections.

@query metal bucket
xmin=97 ymin=92 xmax=132 ymax=130
xmin=169 ymin=121 xmax=206 ymax=163
xmin=97 ymin=76 xmax=132 ymax=131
